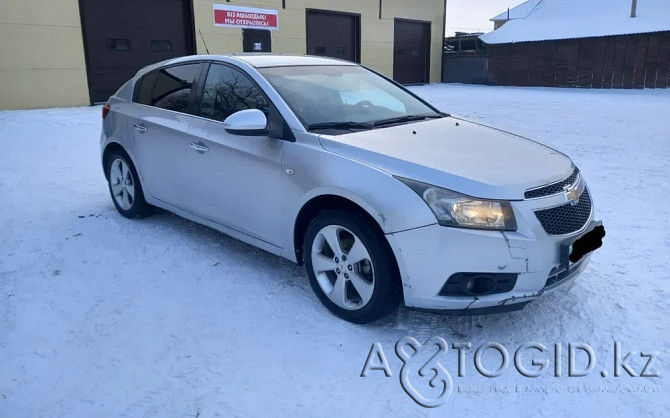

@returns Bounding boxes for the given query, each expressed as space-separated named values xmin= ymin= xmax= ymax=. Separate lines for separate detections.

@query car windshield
xmin=258 ymin=65 xmax=443 ymax=131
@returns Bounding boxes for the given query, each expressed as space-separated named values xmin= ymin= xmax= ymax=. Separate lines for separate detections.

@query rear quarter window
xmin=135 ymin=71 xmax=158 ymax=105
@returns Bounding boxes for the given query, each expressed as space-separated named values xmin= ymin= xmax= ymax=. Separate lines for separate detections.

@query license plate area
xmin=559 ymin=224 xmax=606 ymax=272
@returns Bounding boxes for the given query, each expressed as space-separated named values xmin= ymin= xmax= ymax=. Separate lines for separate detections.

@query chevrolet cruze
xmin=100 ymin=54 xmax=604 ymax=323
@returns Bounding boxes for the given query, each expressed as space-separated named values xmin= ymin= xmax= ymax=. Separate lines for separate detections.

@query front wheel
xmin=303 ymin=210 xmax=401 ymax=323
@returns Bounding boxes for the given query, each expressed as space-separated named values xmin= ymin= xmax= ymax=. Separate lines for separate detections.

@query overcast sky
xmin=446 ymin=0 xmax=523 ymax=35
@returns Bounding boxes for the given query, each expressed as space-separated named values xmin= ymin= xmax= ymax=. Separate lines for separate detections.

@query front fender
xmin=280 ymin=133 xmax=436 ymax=261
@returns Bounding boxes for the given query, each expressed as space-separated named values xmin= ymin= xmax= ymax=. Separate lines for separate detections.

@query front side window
xmin=151 ymin=64 xmax=200 ymax=113
xmin=200 ymin=64 xmax=269 ymax=123
xmin=258 ymin=65 xmax=441 ymax=129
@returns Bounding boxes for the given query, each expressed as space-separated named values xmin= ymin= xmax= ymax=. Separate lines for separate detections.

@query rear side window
xmin=150 ymin=64 xmax=200 ymax=113
xmin=200 ymin=64 xmax=269 ymax=123
xmin=136 ymin=71 xmax=158 ymax=105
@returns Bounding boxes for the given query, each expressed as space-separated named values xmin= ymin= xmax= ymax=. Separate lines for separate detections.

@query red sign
xmin=213 ymin=4 xmax=279 ymax=30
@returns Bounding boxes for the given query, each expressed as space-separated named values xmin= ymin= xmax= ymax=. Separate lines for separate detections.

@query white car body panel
xmin=319 ymin=116 xmax=573 ymax=200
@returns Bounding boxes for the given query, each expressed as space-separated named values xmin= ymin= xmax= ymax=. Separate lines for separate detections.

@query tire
xmin=105 ymin=150 xmax=154 ymax=219
xmin=303 ymin=210 xmax=402 ymax=323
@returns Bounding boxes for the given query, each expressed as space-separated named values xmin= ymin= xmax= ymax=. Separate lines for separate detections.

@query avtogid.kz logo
xmin=360 ymin=337 xmax=661 ymax=408
xmin=395 ymin=336 xmax=453 ymax=407
xmin=361 ymin=336 xmax=453 ymax=408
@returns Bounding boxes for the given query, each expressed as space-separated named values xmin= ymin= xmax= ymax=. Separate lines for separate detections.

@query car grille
xmin=534 ymin=189 xmax=592 ymax=235
xmin=524 ymin=168 xmax=580 ymax=199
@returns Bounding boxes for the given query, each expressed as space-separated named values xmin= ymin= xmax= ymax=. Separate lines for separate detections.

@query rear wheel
xmin=106 ymin=150 xmax=154 ymax=219
xmin=303 ymin=210 xmax=401 ymax=323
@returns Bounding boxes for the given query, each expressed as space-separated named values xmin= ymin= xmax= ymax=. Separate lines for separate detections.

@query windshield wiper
xmin=307 ymin=121 xmax=374 ymax=131
xmin=372 ymin=114 xmax=443 ymax=128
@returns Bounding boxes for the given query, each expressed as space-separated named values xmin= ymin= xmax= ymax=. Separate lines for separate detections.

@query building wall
xmin=0 ymin=0 xmax=90 ymax=110
xmin=192 ymin=0 xmax=445 ymax=83
xmin=0 ymin=0 xmax=444 ymax=110
xmin=486 ymin=31 xmax=670 ymax=89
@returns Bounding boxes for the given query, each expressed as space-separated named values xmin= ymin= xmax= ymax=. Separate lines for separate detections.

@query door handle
xmin=189 ymin=142 xmax=209 ymax=153
xmin=133 ymin=123 xmax=148 ymax=133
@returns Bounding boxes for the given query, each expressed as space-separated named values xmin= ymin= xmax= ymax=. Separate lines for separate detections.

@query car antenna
xmin=198 ymin=29 xmax=210 ymax=54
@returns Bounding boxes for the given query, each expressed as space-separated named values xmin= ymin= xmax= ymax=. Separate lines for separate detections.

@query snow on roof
xmin=490 ymin=0 xmax=541 ymax=21
xmin=482 ymin=0 xmax=670 ymax=44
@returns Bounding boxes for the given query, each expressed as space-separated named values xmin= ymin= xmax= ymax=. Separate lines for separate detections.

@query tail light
xmin=102 ymin=103 xmax=111 ymax=119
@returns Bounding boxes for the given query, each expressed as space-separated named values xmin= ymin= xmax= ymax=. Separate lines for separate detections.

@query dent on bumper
xmin=386 ymin=221 xmax=597 ymax=313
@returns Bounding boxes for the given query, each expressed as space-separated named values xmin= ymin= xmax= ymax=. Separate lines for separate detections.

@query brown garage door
xmin=393 ymin=19 xmax=431 ymax=84
xmin=79 ymin=0 xmax=195 ymax=104
xmin=306 ymin=10 xmax=360 ymax=63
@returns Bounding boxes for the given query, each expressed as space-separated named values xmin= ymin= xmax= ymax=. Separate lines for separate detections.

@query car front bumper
xmin=386 ymin=194 xmax=601 ymax=314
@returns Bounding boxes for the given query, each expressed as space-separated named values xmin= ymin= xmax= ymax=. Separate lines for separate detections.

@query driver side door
xmin=184 ymin=63 xmax=284 ymax=247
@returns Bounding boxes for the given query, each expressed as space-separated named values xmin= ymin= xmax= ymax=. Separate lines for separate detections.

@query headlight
xmin=396 ymin=177 xmax=517 ymax=231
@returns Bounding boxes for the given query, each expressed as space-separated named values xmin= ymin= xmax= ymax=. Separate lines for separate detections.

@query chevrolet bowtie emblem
xmin=564 ymin=185 xmax=580 ymax=205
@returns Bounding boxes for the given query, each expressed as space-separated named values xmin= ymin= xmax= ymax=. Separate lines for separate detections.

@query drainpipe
xmin=631 ymin=0 xmax=637 ymax=18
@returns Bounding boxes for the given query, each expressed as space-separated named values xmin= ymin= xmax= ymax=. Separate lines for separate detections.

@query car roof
xmin=164 ymin=53 xmax=356 ymax=68
xmin=133 ymin=54 xmax=358 ymax=80
xmin=232 ymin=53 xmax=357 ymax=68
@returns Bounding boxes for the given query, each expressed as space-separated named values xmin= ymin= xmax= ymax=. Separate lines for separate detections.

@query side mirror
xmin=222 ymin=109 xmax=268 ymax=136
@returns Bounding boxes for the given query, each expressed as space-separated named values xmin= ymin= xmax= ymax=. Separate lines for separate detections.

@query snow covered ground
xmin=1 ymin=84 xmax=668 ymax=417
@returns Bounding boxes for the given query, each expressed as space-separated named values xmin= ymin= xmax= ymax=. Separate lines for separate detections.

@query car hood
xmin=318 ymin=116 xmax=574 ymax=200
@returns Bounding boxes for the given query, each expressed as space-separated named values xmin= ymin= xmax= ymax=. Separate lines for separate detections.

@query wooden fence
xmin=485 ymin=31 xmax=670 ymax=88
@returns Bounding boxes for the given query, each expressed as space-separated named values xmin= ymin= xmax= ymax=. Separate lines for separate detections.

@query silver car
xmin=100 ymin=54 xmax=604 ymax=323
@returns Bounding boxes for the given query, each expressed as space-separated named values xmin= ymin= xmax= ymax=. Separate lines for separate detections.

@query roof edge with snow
xmin=490 ymin=0 xmax=537 ymax=21
xmin=482 ymin=0 xmax=670 ymax=44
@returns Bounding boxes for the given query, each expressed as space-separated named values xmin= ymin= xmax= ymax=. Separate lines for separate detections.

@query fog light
xmin=464 ymin=275 xmax=497 ymax=295
xmin=439 ymin=273 xmax=518 ymax=297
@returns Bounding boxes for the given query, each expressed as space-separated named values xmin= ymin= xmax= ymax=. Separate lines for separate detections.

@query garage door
xmin=306 ymin=10 xmax=360 ymax=63
xmin=79 ymin=0 xmax=195 ymax=104
xmin=393 ymin=19 xmax=431 ymax=84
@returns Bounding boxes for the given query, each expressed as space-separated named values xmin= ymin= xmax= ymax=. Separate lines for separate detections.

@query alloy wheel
xmin=109 ymin=158 xmax=135 ymax=211
xmin=310 ymin=225 xmax=375 ymax=310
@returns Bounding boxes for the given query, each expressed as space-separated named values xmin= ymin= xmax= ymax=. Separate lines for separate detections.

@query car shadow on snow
xmin=131 ymin=207 xmax=311 ymax=288
xmin=110 ymin=205 xmax=594 ymax=340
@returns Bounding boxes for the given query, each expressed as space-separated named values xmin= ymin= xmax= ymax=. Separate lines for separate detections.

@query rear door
xmin=185 ymin=63 xmax=284 ymax=246
xmin=132 ymin=63 xmax=204 ymax=205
